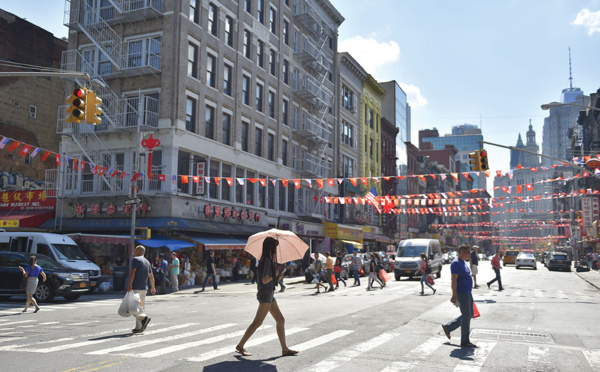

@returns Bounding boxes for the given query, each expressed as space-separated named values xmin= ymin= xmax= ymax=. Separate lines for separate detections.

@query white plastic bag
xmin=118 ymin=291 xmax=143 ymax=317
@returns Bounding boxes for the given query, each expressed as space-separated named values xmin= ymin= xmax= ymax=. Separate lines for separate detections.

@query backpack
xmin=425 ymin=261 xmax=432 ymax=274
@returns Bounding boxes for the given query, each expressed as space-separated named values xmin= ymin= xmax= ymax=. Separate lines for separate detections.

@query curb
xmin=575 ymin=271 xmax=600 ymax=290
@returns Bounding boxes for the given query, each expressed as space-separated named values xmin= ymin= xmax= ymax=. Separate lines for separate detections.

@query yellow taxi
xmin=503 ymin=250 xmax=520 ymax=266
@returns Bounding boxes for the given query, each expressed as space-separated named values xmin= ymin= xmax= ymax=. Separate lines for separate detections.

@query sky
xmin=3 ymin=0 xmax=600 ymax=174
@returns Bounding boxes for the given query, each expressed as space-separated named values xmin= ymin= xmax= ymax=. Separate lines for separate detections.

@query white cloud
xmin=399 ymin=83 xmax=428 ymax=108
xmin=338 ymin=35 xmax=400 ymax=74
xmin=572 ymin=8 xmax=600 ymax=35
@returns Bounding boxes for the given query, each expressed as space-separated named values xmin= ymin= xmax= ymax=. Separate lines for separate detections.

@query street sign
xmin=125 ymin=198 xmax=142 ymax=205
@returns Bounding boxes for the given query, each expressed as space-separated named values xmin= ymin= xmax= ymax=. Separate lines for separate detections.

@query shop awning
xmin=0 ymin=210 xmax=54 ymax=228
xmin=136 ymin=235 xmax=196 ymax=251
xmin=341 ymin=240 xmax=363 ymax=253
xmin=376 ymin=235 xmax=392 ymax=244
xmin=68 ymin=233 xmax=131 ymax=245
xmin=185 ymin=235 xmax=247 ymax=250
xmin=40 ymin=217 xmax=266 ymax=234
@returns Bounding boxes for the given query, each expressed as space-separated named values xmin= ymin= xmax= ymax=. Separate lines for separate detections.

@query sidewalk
xmin=575 ymin=269 xmax=600 ymax=290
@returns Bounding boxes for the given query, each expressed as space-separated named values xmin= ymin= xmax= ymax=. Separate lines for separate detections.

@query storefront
xmin=184 ymin=235 xmax=252 ymax=283
xmin=0 ymin=190 xmax=55 ymax=229
xmin=325 ymin=222 xmax=363 ymax=254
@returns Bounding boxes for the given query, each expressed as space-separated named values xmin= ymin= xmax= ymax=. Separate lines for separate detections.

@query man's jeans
xmin=202 ymin=273 xmax=217 ymax=289
xmin=444 ymin=292 xmax=473 ymax=344
xmin=352 ymin=268 xmax=360 ymax=285
xmin=488 ymin=268 xmax=503 ymax=290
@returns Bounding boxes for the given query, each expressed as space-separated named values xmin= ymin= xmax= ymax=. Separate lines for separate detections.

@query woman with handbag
xmin=417 ymin=253 xmax=436 ymax=295
xmin=235 ymin=237 xmax=298 ymax=357
xmin=19 ymin=256 xmax=47 ymax=313
xmin=334 ymin=252 xmax=346 ymax=289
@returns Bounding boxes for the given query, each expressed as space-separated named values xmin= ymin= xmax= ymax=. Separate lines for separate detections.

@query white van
xmin=394 ymin=239 xmax=443 ymax=280
xmin=0 ymin=232 xmax=102 ymax=291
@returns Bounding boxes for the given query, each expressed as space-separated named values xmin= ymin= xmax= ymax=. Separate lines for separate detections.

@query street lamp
xmin=541 ymin=101 xmax=600 ymax=112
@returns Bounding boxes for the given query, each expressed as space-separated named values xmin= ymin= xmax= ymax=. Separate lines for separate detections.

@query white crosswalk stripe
xmin=88 ymin=323 xmax=237 ymax=356
xmin=534 ymin=289 xmax=544 ymax=298
xmin=15 ymin=323 xmax=195 ymax=353
xmin=303 ymin=331 xmax=390 ymax=372
xmin=186 ymin=327 xmax=308 ymax=362
xmin=452 ymin=341 xmax=496 ymax=372
xmin=575 ymin=292 xmax=592 ymax=300
xmin=528 ymin=345 xmax=549 ymax=363
xmin=582 ymin=350 xmax=600 ymax=370
xmin=556 ymin=290 xmax=568 ymax=299
xmin=290 ymin=329 xmax=353 ymax=352
xmin=381 ymin=336 xmax=446 ymax=372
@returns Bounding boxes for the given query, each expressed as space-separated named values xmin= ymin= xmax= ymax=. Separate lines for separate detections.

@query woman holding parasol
xmin=236 ymin=229 xmax=305 ymax=357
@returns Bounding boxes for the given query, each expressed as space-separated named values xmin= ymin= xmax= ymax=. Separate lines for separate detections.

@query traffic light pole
xmin=480 ymin=140 xmax=600 ymax=180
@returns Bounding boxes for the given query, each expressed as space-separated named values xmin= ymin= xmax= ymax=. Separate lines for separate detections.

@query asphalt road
xmin=0 ymin=261 xmax=599 ymax=372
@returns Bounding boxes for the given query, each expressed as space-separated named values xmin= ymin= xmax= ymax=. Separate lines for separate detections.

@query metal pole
xmin=128 ymin=96 xmax=143 ymax=268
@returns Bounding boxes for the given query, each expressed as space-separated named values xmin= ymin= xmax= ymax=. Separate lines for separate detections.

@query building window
xmin=245 ymin=0 xmax=251 ymax=13
xmin=257 ymin=0 xmax=264 ymax=24
xmin=222 ymin=113 xmax=231 ymax=145
xmin=268 ymin=178 xmax=275 ymax=209
xmin=268 ymin=91 xmax=275 ymax=118
xmin=342 ymin=121 xmax=354 ymax=147
xmin=177 ymin=151 xmax=191 ymax=194
xmin=282 ymin=139 xmax=288 ymax=166
xmin=207 ymin=54 xmax=216 ymax=88
xmin=342 ymin=86 xmax=354 ymax=111
xmin=127 ymin=36 xmax=161 ymax=69
xmin=287 ymin=181 xmax=294 ymax=212
xmin=255 ymin=127 xmax=262 ymax=156
xmin=189 ymin=0 xmax=199 ymax=24
xmin=283 ymin=20 xmax=289 ymax=45
xmin=242 ymin=121 xmax=249 ymax=151
xmin=188 ymin=43 xmax=198 ymax=78
xmin=223 ymin=64 xmax=232 ymax=96
xmin=205 ymin=105 xmax=215 ymax=139
xmin=369 ymin=108 xmax=374 ymax=128
xmin=225 ymin=16 xmax=233 ymax=47
xmin=369 ymin=138 xmax=374 ymax=159
xmin=243 ymin=31 xmax=252 ymax=59
xmin=222 ymin=163 xmax=231 ymax=201
xmin=292 ymin=106 xmax=298 ymax=129
xmin=278 ymin=182 xmax=286 ymax=211
xmin=242 ymin=75 xmax=250 ymax=105
xmin=343 ymin=155 xmax=354 ymax=177
xmin=269 ymin=49 xmax=276 ymax=75
xmin=208 ymin=3 xmax=218 ymax=36
xmin=256 ymin=83 xmax=263 ymax=112
xmin=246 ymin=172 xmax=255 ymax=205
xmin=186 ymin=97 xmax=196 ymax=132
xmin=269 ymin=7 xmax=276 ymax=34
xmin=282 ymin=99 xmax=288 ymax=125
xmin=267 ymin=133 xmax=275 ymax=161
xmin=282 ymin=59 xmax=289 ymax=84
xmin=257 ymin=40 xmax=264 ymax=68
xmin=209 ymin=160 xmax=219 ymax=199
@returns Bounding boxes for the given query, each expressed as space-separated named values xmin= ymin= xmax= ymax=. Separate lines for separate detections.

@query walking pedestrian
xmin=417 ymin=253 xmax=436 ymax=295
xmin=367 ymin=253 xmax=385 ymax=290
xmin=201 ymin=251 xmax=219 ymax=291
xmin=324 ymin=251 xmax=335 ymax=292
xmin=313 ymin=252 xmax=328 ymax=294
xmin=159 ymin=253 xmax=170 ymax=294
xmin=441 ymin=244 xmax=476 ymax=348
xmin=19 ymin=256 xmax=46 ymax=313
xmin=127 ymin=245 xmax=155 ymax=333
xmin=351 ymin=250 xmax=362 ymax=286
xmin=592 ymin=251 xmax=599 ymax=271
xmin=470 ymin=245 xmax=480 ymax=288
xmin=486 ymin=250 xmax=503 ymax=291
xmin=168 ymin=252 xmax=180 ymax=292
xmin=334 ymin=251 xmax=346 ymax=289
xmin=235 ymin=237 xmax=299 ymax=357
xmin=250 ymin=256 xmax=258 ymax=284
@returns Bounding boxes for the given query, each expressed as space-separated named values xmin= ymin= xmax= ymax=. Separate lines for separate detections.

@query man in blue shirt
xmin=442 ymin=244 xmax=476 ymax=348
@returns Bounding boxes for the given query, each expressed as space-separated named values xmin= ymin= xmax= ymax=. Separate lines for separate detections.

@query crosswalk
xmin=0 ymin=317 xmax=598 ymax=371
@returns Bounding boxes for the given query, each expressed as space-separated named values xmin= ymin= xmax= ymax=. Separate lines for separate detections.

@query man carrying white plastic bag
xmin=120 ymin=245 xmax=155 ymax=333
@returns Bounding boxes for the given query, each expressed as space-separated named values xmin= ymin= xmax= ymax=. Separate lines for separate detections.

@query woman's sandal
xmin=235 ymin=346 xmax=252 ymax=356
xmin=281 ymin=349 xmax=299 ymax=356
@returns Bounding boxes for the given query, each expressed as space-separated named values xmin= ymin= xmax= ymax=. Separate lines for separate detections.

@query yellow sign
xmin=326 ymin=222 xmax=363 ymax=242
xmin=0 ymin=220 xmax=19 ymax=228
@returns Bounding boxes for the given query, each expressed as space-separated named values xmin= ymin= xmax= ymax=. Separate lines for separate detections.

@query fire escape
xmin=292 ymin=0 xmax=334 ymax=218
xmin=46 ymin=0 xmax=163 ymax=227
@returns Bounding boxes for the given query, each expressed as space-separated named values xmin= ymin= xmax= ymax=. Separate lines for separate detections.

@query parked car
xmin=394 ymin=239 xmax=443 ymax=280
xmin=0 ymin=251 xmax=90 ymax=301
xmin=515 ymin=253 xmax=537 ymax=270
xmin=546 ymin=252 xmax=571 ymax=272
xmin=503 ymin=250 xmax=520 ymax=266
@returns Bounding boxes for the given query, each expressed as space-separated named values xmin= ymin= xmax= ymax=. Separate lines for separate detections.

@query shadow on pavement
xmin=203 ymin=355 xmax=279 ymax=372
xmin=449 ymin=345 xmax=475 ymax=360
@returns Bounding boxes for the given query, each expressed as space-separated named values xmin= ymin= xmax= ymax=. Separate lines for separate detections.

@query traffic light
xmin=469 ymin=150 xmax=481 ymax=171
xmin=479 ymin=150 xmax=489 ymax=171
xmin=65 ymin=87 xmax=87 ymax=124
xmin=85 ymin=90 xmax=103 ymax=125
xmin=139 ymin=227 xmax=151 ymax=240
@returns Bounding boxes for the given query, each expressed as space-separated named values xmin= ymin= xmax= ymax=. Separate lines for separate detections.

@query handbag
xmin=20 ymin=276 xmax=27 ymax=290
xmin=427 ymin=275 xmax=435 ymax=285
xmin=333 ymin=265 xmax=342 ymax=273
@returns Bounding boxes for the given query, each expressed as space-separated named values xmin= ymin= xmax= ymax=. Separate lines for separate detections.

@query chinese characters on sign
xmin=196 ymin=162 xmax=205 ymax=195
xmin=74 ymin=202 xmax=149 ymax=218
xmin=203 ymin=204 xmax=260 ymax=223
xmin=0 ymin=190 xmax=54 ymax=210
